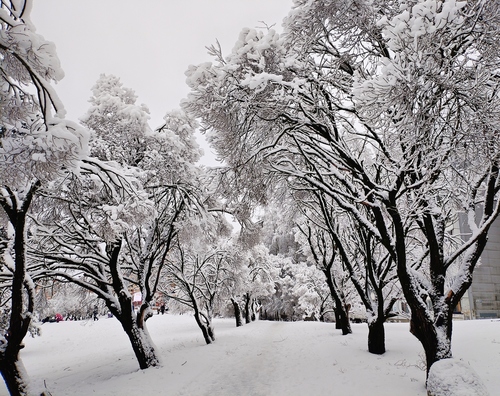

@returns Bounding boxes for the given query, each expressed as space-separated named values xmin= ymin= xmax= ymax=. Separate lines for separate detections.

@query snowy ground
xmin=3 ymin=315 xmax=499 ymax=395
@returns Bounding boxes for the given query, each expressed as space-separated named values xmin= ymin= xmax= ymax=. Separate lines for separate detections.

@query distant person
xmin=160 ymin=304 xmax=166 ymax=315
xmin=93 ymin=306 xmax=99 ymax=321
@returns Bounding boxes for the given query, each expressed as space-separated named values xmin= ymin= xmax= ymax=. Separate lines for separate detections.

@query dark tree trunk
xmin=193 ymin=311 xmax=215 ymax=344
xmin=207 ymin=322 xmax=215 ymax=342
xmin=122 ymin=321 xmax=161 ymax=369
xmin=107 ymin=242 xmax=160 ymax=369
xmin=319 ymin=298 xmax=328 ymax=322
xmin=109 ymin=299 xmax=160 ymax=370
xmin=323 ymin=264 xmax=351 ymax=335
xmin=367 ymin=318 xmax=386 ymax=355
xmin=231 ymin=298 xmax=243 ymax=327
xmin=0 ymin=182 xmax=39 ymax=395
xmin=244 ymin=293 xmax=251 ymax=324
xmin=333 ymin=304 xmax=352 ymax=335
xmin=388 ymin=206 xmax=455 ymax=375
xmin=0 ymin=352 xmax=30 ymax=396
xmin=189 ymin=295 xmax=215 ymax=345
xmin=410 ymin=307 xmax=452 ymax=375
xmin=334 ymin=308 xmax=342 ymax=329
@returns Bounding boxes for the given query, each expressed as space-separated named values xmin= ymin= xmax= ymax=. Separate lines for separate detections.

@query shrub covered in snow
xmin=427 ymin=358 xmax=489 ymax=396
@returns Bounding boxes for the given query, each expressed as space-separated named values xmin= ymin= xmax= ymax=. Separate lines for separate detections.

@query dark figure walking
xmin=93 ymin=306 xmax=99 ymax=321
xmin=160 ymin=304 xmax=166 ymax=315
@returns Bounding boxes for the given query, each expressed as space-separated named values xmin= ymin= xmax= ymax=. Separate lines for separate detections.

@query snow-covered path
xmin=4 ymin=315 xmax=499 ymax=395
xmin=185 ymin=321 xmax=317 ymax=395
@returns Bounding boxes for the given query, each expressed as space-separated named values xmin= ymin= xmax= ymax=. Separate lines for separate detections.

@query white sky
xmin=30 ymin=1 xmax=294 ymax=164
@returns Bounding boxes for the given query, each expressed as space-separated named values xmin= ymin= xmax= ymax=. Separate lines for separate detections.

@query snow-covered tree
xmin=31 ymin=75 xmax=203 ymax=370
xmin=294 ymin=188 xmax=401 ymax=353
xmin=297 ymin=222 xmax=353 ymax=335
xmin=161 ymin=225 xmax=234 ymax=344
xmin=0 ymin=1 xmax=88 ymax=393
xmin=30 ymin=158 xmax=161 ymax=369
xmin=235 ymin=243 xmax=278 ymax=324
xmin=184 ymin=0 xmax=500 ymax=380
xmin=281 ymin=261 xmax=334 ymax=321
xmin=79 ymin=74 xmax=150 ymax=166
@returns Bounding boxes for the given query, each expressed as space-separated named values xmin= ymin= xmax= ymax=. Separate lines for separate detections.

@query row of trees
xmin=184 ymin=0 xmax=500 ymax=385
xmin=0 ymin=3 xmax=288 ymax=394
xmin=2 ymin=1 xmax=500 ymax=395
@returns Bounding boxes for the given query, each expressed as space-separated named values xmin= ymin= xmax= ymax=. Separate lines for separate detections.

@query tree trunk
xmin=231 ymin=298 xmax=243 ymax=327
xmin=112 ymin=301 xmax=160 ymax=370
xmin=207 ymin=322 xmax=215 ymax=342
xmin=251 ymin=299 xmax=260 ymax=321
xmin=410 ymin=308 xmax=452 ymax=375
xmin=244 ymin=292 xmax=251 ymax=324
xmin=334 ymin=308 xmax=342 ymax=329
xmin=334 ymin=305 xmax=352 ymax=335
xmin=106 ymin=249 xmax=160 ymax=371
xmin=367 ymin=318 xmax=386 ymax=355
xmin=323 ymin=267 xmax=352 ymax=335
xmin=189 ymin=296 xmax=215 ymax=345
xmin=122 ymin=321 xmax=161 ymax=369
xmin=0 ymin=351 xmax=30 ymax=396
xmin=0 ymin=183 xmax=39 ymax=395
xmin=193 ymin=311 xmax=215 ymax=344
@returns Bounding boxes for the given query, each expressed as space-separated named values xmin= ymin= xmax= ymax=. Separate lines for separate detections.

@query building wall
xmin=461 ymin=216 xmax=500 ymax=319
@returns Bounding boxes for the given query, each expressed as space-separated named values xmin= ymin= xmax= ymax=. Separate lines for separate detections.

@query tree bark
xmin=122 ymin=320 xmax=161 ymax=369
xmin=189 ymin=294 xmax=215 ymax=345
xmin=367 ymin=318 xmax=386 ymax=355
xmin=389 ymin=206 xmax=454 ymax=375
xmin=231 ymin=298 xmax=243 ymax=327
xmin=193 ymin=311 xmax=215 ymax=344
xmin=334 ymin=308 xmax=342 ymax=329
xmin=109 ymin=299 xmax=160 ymax=370
xmin=325 ymin=270 xmax=351 ymax=335
xmin=410 ymin=307 xmax=452 ymax=375
xmin=107 ymin=241 xmax=161 ymax=369
xmin=244 ymin=292 xmax=251 ymax=324
xmin=207 ymin=322 xmax=215 ymax=342
xmin=333 ymin=304 xmax=352 ymax=335
xmin=321 ymin=257 xmax=352 ymax=335
xmin=0 ymin=182 xmax=39 ymax=395
xmin=251 ymin=299 xmax=260 ymax=321
xmin=0 ymin=351 xmax=30 ymax=396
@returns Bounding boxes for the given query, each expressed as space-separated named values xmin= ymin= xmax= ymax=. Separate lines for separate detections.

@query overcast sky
xmin=30 ymin=1 xmax=294 ymax=164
